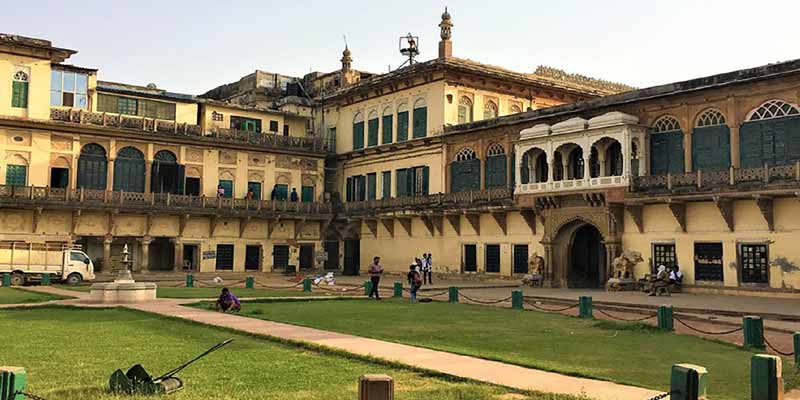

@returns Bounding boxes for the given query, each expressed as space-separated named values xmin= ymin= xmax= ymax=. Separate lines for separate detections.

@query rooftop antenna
xmin=398 ymin=32 xmax=419 ymax=69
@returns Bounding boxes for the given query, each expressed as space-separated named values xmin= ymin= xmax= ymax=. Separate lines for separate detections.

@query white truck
xmin=0 ymin=242 xmax=95 ymax=285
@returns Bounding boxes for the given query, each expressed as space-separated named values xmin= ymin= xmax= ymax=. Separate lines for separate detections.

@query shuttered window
xmin=367 ymin=173 xmax=377 ymax=200
xmin=215 ymin=244 xmax=234 ymax=270
xmin=650 ymin=131 xmax=685 ymax=175
xmin=218 ymin=180 xmax=233 ymax=198
xmin=77 ymin=144 xmax=108 ymax=190
xmin=367 ymin=118 xmax=379 ymax=147
xmin=451 ymin=158 xmax=481 ymax=193
xmin=485 ymin=155 xmax=507 ymax=188
xmin=382 ymin=115 xmax=393 ymax=144
xmin=397 ymin=111 xmax=409 ymax=142
xmin=485 ymin=244 xmax=501 ymax=273
xmin=412 ymin=107 xmax=427 ymax=138
xmin=113 ymin=147 xmax=146 ymax=193
xmin=381 ymin=171 xmax=391 ymax=199
xmin=11 ymin=82 xmax=28 ymax=109
xmin=247 ymin=182 xmax=262 ymax=200
xmin=692 ymin=125 xmax=731 ymax=171
xmin=5 ymin=165 xmax=27 ymax=186
xmin=353 ymin=121 xmax=365 ymax=150
xmin=301 ymin=185 xmax=314 ymax=202
xmin=740 ymin=116 xmax=800 ymax=168
xmin=97 ymin=94 xmax=176 ymax=120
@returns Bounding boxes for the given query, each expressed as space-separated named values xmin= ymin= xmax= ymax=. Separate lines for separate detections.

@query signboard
xmin=202 ymin=251 xmax=216 ymax=260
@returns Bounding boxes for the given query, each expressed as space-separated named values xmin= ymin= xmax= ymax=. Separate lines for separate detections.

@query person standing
xmin=407 ymin=263 xmax=422 ymax=303
xmin=425 ymin=253 xmax=433 ymax=285
xmin=290 ymin=188 xmax=299 ymax=202
xmin=368 ymin=256 xmax=384 ymax=300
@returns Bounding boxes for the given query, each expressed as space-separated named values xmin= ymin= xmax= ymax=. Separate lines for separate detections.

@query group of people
xmin=645 ymin=264 xmax=683 ymax=296
xmin=366 ymin=253 xmax=435 ymax=303
xmin=216 ymin=184 xmax=300 ymax=202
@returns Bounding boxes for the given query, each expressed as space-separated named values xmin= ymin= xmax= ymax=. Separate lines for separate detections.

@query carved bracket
xmin=294 ymin=219 xmax=306 ymax=239
xmin=70 ymin=210 xmax=81 ymax=236
xmin=107 ymin=211 xmax=117 ymax=236
xmin=755 ymin=195 xmax=774 ymax=231
xmin=267 ymin=219 xmax=275 ymax=239
xmin=210 ymin=215 xmax=219 ymax=237
xmin=397 ymin=217 xmax=413 ymax=236
xmin=380 ymin=218 xmax=394 ymax=238
xmin=491 ymin=211 xmax=507 ymax=235
xmin=625 ymin=205 xmax=644 ymax=234
xmin=519 ymin=209 xmax=537 ymax=234
xmin=364 ymin=219 xmax=379 ymax=238
xmin=667 ymin=201 xmax=686 ymax=232
xmin=713 ymin=197 xmax=734 ymax=232
xmin=465 ymin=212 xmax=480 ymax=235
xmin=420 ymin=215 xmax=435 ymax=236
xmin=146 ymin=213 xmax=155 ymax=236
xmin=445 ymin=213 xmax=460 ymax=236
xmin=179 ymin=214 xmax=190 ymax=236
xmin=239 ymin=216 xmax=252 ymax=238
xmin=32 ymin=207 xmax=43 ymax=233
xmin=432 ymin=215 xmax=444 ymax=236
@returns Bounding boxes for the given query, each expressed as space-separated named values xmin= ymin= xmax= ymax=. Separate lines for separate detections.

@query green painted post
xmin=245 ymin=276 xmax=254 ymax=289
xmin=393 ymin=282 xmax=403 ymax=298
xmin=303 ymin=277 xmax=312 ymax=293
xmin=186 ymin=274 xmax=194 ymax=288
xmin=657 ymin=305 xmax=674 ymax=331
xmin=364 ymin=280 xmax=372 ymax=296
xmin=41 ymin=273 xmax=51 ymax=286
xmin=578 ymin=296 xmax=593 ymax=319
xmin=0 ymin=366 xmax=27 ymax=400
xmin=751 ymin=354 xmax=783 ymax=400
xmin=794 ymin=332 xmax=800 ymax=367
xmin=670 ymin=364 xmax=707 ymax=400
xmin=1 ymin=273 xmax=10 ymax=287
xmin=512 ymin=290 xmax=523 ymax=310
xmin=448 ymin=286 xmax=459 ymax=303
xmin=744 ymin=316 xmax=766 ymax=349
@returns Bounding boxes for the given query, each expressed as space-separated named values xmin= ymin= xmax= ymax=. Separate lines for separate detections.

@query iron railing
xmin=343 ymin=187 xmax=514 ymax=214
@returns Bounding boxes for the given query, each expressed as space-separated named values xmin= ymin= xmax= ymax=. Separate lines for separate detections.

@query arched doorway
xmin=114 ymin=146 xmax=145 ymax=192
xmin=151 ymin=150 xmax=184 ymax=194
xmin=77 ymin=143 xmax=108 ymax=190
xmin=569 ymin=224 xmax=605 ymax=288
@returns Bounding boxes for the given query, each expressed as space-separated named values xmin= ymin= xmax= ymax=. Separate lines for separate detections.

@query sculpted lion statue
xmin=611 ymin=251 xmax=643 ymax=279
xmin=522 ymin=252 xmax=545 ymax=287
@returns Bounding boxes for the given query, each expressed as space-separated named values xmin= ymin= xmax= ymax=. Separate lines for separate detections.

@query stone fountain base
xmin=90 ymin=270 xmax=157 ymax=303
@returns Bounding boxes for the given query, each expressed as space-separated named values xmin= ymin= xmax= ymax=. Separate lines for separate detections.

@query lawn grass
xmin=227 ymin=299 xmax=800 ymax=400
xmin=0 ymin=287 xmax=68 ymax=304
xmin=0 ymin=306 xmax=578 ymax=400
xmin=55 ymin=285 xmax=336 ymax=299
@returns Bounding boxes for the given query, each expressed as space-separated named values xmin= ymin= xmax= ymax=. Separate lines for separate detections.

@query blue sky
xmin=4 ymin=0 xmax=799 ymax=94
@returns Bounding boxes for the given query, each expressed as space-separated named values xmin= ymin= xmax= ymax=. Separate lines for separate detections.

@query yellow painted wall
xmin=200 ymin=103 xmax=301 ymax=135
xmin=92 ymin=91 xmax=198 ymax=125
xmin=341 ymin=144 xmax=444 ymax=198
xmin=0 ymin=54 xmax=52 ymax=120
xmin=443 ymin=83 xmax=530 ymax=125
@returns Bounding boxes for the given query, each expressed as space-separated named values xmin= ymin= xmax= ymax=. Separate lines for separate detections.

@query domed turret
xmin=438 ymin=7 xmax=453 ymax=58
xmin=341 ymin=45 xmax=352 ymax=72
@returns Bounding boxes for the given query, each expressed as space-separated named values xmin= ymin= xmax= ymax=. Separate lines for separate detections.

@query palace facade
xmin=2 ymin=9 xmax=800 ymax=296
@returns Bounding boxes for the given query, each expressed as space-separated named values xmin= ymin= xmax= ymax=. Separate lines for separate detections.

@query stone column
xmin=107 ymin=159 xmax=115 ymax=191
xmin=144 ymin=163 xmax=152 ymax=193
xmin=514 ymin=146 xmax=523 ymax=187
xmin=542 ymin=242 xmax=554 ymax=286
xmin=141 ymin=235 xmax=152 ymax=272
xmin=173 ymin=238 xmax=183 ymax=271
xmin=730 ymin=124 xmax=741 ymax=168
xmin=583 ymin=151 xmax=591 ymax=180
xmin=103 ymin=235 xmax=113 ymax=271
xmin=598 ymin=149 xmax=607 ymax=178
xmin=684 ymin=131 xmax=693 ymax=173
xmin=604 ymin=242 xmax=621 ymax=281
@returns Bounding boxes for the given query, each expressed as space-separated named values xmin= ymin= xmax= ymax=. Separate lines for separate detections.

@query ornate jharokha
xmin=607 ymin=251 xmax=644 ymax=291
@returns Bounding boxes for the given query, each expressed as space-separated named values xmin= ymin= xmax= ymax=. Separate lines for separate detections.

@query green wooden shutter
xmin=367 ymin=118 xmax=379 ymax=147
xmin=692 ymin=125 xmax=731 ymax=171
xmin=11 ymin=81 xmax=28 ymax=108
xmin=346 ymin=177 xmax=353 ymax=202
xmin=353 ymin=121 xmax=364 ymax=150
xmin=367 ymin=173 xmax=377 ymax=200
xmin=650 ymin=130 xmax=684 ymax=175
xmin=412 ymin=107 xmax=427 ymax=138
xmin=247 ymin=182 xmax=262 ymax=200
xmin=357 ymin=176 xmax=366 ymax=201
xmin=450 ymin=159 xmax=481 ymax=193
xmin=301 ymin=186 xmax=314 ymax=202
xmin=421 ymin=166 xmax=429 ymax=195
xmin=5 ymin=165 xmax=27 ymax=186
xmin=668 ymin=131 xmax=685 ymax=174
xmin=381 ymin=171 xmax=391 ymax=198
xmin=382 ymin=115 xmax=393 ymax=144
xmin=219 ymin=180 xmax=234 ymax=198
xmin=396 ymin=169 xmax=408 ymax=197
xmin=485 ymin=155 xmax=507 ymax=188
xmin=397 ymin=111 xmax=409 ymax=142
xmin=276 ymin=184 xmax=288 ymax=200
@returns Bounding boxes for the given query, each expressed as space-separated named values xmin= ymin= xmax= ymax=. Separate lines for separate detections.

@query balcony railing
xmin=517 ymin=174 xmax=629 ymax=195
xmin=49 ymin=108 xmax=331 ymax=154
xmin=0 ymin=185 xmax=333 ymax=216
xmin=631 ymin=163 xmax=800 ymax=194
xmin=343 ymin=188 xmax=514 ymax=214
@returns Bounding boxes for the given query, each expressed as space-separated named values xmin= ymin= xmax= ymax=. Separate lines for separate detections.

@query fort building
xmin=2 ymin=10 xmax=800 ymax=297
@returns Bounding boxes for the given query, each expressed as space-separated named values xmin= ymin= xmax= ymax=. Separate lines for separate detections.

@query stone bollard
xmin=364 ymin=280 xmax=373 ymax=296
xmin=245 ymin=276 xmax=254 ymax=289
xmin=794 ymin=332 xmax=800 ymax=366
xmin=670 ymin=364 xmax=707 ymax=400
xmin=751 ymin=354 xmax=783 ymax=400
xmin=744 ymin=316 xmax=765 ymax=349
xmin=0 ymin=366 xmax=27 ymax=400
xmin=186 ymin=274 xmax=194 ymax=288
xmin=2 ymin=272 xmax=10 ymax=287
xmin=449 ymin=287 xmax=459 ymax=303
xmin=657 ymin=305 xmax=674 ymax=331
xmin=359 ymin=374 xmax=394 ymax=400
xmin=511 ymin=289 xmax=523 ymax=310
xmin=303 ymin=277 xmax=312 ymax=293
xmin=393 ymin=282 xmax=403 ymax=298
xmin=41 ymin=273 xmax=51 ymax=286
xmin=578 ymin=296 xmax=593 ymax=319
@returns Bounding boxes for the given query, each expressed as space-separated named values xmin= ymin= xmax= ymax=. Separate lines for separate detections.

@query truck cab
xmin=65 ymin=250 xmax=95 ymax=284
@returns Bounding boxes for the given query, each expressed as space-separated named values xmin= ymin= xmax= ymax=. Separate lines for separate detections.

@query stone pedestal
xmin=90 ymin=269 xmax=157 ymax=303
xmin=606 ymin=277 xmax=637 ymax=291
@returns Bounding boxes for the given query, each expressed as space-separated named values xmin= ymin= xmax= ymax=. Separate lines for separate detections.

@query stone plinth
xmin=90 ymin=270 xmax=156 ymax=303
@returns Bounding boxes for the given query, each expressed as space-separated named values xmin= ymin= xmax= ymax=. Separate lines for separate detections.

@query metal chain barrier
xmin=14 ymin=391 xmax=48 ymax=400
xmin=416 ymin=289 xmax=450 ymax=299
xmin=523 ymin=300 xmax=578 ymax=312
xmin=195 ymin=279 xmax=247 ymax=287
xmin=254 ymin=280 xmax=304 ymax=290
xmin=645 ymin=390 xmax=676 ymax=400
xmin=674 ymin=317 xmax=743 ymax=335
xmin=595 ymin=308 xmax=658 ymax=322
xmin=459 ymin=293 xmax=513 ymax=305
xmin=764 ymin=335 xmax=795 ymax=356
xmin=312 ymin=282 xmax=366 ymax=293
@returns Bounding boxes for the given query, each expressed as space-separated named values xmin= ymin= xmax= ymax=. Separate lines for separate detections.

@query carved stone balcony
xmin=0 ymin=185 xmax=333 ymax=220
xmin=517 ymin=174 xmax=629 ymax=195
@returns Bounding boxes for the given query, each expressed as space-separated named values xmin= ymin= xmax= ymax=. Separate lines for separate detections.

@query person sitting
xmin=669 ymin=265 xmax=684 ymax=292
xmin=215 ymin=287 xmax=241 ymax=313
xmin=647 ymin=265 xmax=670 ymax=296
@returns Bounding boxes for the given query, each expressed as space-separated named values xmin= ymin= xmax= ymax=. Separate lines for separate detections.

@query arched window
xmin=396 ymin=103 xmax=409 ymax=142
xmin=696 ymin=109 xmax=726 ymax=127
xmin=451 ymin=147 xmax=480 ymax=192
xmin=650 ymin=115 xmax=685 ymax=175
xmin=77 ymin=143 xmax=108 ymax=190
xmin=510 ymin=104 xmax=522 ymax=114
xmin=382 ymin=106 xmax=393 ymax=145
xmin=11 ymin=70 xmax=29 ymax=108
xmin=13 ymin=71 xmax=28 ymax=81
xmin=589 ymin=147 xmax=600 ymax=178
xmin=458 ymin=96 xmax=473 ymax=124
xmin=606 ymin=141 xmax=623 ymax=176
xmin=740 ymin=100 xmax=800 ymax=168
xmin=485 ymin=143 xmax=507 ymax=188
xmin=693 ymin=109 xmax=731 ymax=171
xmin=483 ymin=100 xmax=498 ymax=119
xmin=412 ymin=98 xmax=427 ymax=139
xmin=352 ymin=112 xmax=365 ymax=150
xmin=151 ymin=150 xmax=184 ymax=194
xmin=367 ymin=110 xmax=379 ymax=147
xmin=568 ymin=148 xmax=584 ymax=179
xmin=114 ymin=146 xmax=145 ymax=192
